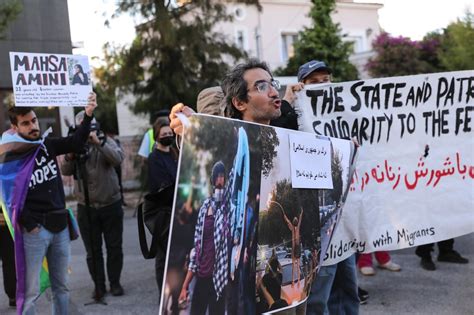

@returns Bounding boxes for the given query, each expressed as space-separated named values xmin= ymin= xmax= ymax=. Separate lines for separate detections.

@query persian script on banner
xmin=160 ymin=114 xmax=357 ymax=315
xmin=9 ymin=52 xmax=92 ymax=107
xmin=295 ymin=70 xmax=474 ymax=265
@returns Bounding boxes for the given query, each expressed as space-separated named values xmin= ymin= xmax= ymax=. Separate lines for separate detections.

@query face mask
xmin=159 ymin=136 xmax=174 ymax=146
xmin=213 ymin=188 xmax=224 ymax=203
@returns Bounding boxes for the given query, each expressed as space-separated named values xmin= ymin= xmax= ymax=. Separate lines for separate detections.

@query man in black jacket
xmin=8 ymin=92 xmax=97 ymax=314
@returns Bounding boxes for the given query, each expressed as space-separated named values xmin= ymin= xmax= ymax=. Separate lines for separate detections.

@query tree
xmin=183 ymin=116 xmax=278 ymax=196
xmin=110 ymin=0 xmax=260 ymax=116
xmin=438 ymin=11 xmax=474 ymax=71
xmin=258 ymin=179 xmax=320 ymax=249
xmin=276 ymin=0 xmax=358 ymax=82
xmin=90 ymin=46 xmax=124 ymax=134
xmin=367 ymin=11 xmax=474 ymax=78
xmin=0 ymin=0 xmax=22 ymax=38
xmin=366 ymin=32 xmax=441 ymax=78
xmin=330 ymin=148 xmax=342 ymax=201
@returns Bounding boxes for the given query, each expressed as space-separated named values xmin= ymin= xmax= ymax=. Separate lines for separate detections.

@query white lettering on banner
xmin=296 ymin=70 xmax=474 ymax=265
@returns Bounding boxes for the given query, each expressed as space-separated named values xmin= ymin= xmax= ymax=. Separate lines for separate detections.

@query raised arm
xmin=279 ymin=207 xmax=292 ymax=230
xmin=49 ymin=92 xmax=98 ymax=155
xmin=298 ymin=208 xmax=304 ymax=229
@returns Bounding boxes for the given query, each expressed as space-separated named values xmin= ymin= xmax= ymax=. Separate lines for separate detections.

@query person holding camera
xmin=61 ymin=111 xmax=125 ymax=299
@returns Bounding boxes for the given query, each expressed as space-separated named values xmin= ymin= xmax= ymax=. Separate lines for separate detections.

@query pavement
xmin=0 ymin=190 xmax=473 ymax=314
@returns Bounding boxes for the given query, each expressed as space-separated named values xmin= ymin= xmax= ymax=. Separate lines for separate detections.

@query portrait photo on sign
xmin=67 ymin=57 xmax=90 ymax=86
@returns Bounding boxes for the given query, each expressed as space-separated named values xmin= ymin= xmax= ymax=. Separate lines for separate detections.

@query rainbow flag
xmin=0 ymin=129 xmax=50 ymax=314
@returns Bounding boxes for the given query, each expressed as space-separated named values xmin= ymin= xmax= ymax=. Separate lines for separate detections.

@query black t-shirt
xmin=20 ymin=114 xmax=92 ymax=232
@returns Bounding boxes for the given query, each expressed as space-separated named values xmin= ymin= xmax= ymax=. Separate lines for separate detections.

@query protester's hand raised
xmin=169 ymin=102 xmax=195 ymax=136
xmin=283 ymin=82 xmax=305 ymax=105
xmin=85 ymin=92 xmax=98 ymax=117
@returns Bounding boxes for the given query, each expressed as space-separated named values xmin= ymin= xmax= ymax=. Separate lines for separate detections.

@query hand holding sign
xmin=169 ymin=102 xmax=195 ymax=136
xmin=85 ymin=92 xmax=97 ymax=117
xmin=283 ymin=82 xmax=305 ymax=105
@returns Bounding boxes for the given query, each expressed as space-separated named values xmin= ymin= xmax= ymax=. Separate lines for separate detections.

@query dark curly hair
xmin=221 ymin=59 xmax=273 ymax=120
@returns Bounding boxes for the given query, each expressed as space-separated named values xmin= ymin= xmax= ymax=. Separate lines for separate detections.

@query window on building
xmin=344 ymin=35 xmax=365 ymax=53
xmin=236 ymin=30 xmax=245 ymax=50
xmin=233 ymin=7 xmax=246 ymax=21
xmin=281 ymin=33 xmax=298 ymax=62
xmin=235 ymin=28 xmax=249 ymax=51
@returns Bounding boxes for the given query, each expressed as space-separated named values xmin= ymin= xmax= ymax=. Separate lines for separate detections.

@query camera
xmin=67 ymin=120 xmax=106 ymax=165
xmin=90 ymin=121 xmax=106 ymax=144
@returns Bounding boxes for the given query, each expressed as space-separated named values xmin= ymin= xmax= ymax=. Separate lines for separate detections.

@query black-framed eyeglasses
xmin=248 ymin=79 xmax=281 ymax=93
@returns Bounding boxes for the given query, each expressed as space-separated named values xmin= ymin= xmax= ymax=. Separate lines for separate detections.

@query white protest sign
xmin=289 ymin=133 xmax=333 ymax=189
xmin=9 ymin=52 xmax=92 ymax=107
xmin=295 ymin=70 xmax=474 ymax=264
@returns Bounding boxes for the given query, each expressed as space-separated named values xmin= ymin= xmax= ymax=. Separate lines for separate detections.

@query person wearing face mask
xmin=147 ymin=120 xmax=178 ymax=193
xmin=178 ymin=161 xmax=228 ymax=315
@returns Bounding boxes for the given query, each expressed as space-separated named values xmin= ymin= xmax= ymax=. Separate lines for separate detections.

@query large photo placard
xmin=296 ymin=70 xmax=474 ymax=265
xmin=9 ymin=52 xmax=92 ymax=107
xmin=160 ymin=114 xmax=356 ymax=315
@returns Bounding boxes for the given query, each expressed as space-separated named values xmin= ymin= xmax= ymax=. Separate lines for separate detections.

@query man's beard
xmin=19 ymin=130 xmax=40 ymax=141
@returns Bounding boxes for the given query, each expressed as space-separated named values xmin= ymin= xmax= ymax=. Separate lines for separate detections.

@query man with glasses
xmin=220 ymin=59 xmax=282 ymax=125
xmin=171 ymin=59 xmax=284 ymax=130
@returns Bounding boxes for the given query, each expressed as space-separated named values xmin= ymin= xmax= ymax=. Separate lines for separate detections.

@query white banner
xmin=296 ymin=70 xmax=474 ymax=265
xmin=9 ymin=52 xmax=92 ymax=107
xmin=289 ymin=133 xmax=333 ymax=189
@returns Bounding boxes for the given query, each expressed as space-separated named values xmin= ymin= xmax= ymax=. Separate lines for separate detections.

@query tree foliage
xmin=329 ymin=147 xmax=343 ymax=203
xmin=366 ymin=32 xmax=441 ymax=77
xmin=276 ymin=0 xmax=358 ymax=82
xmin=91 ymin=46 xmax=124 ymax=134
xmin=110 ymin=0 xmax=260 ymax=116
xmin=438 ymin=11 xmax=474 ymax=71
xmin=0 ymin=0 xmax=22 ymax=39
xmin=258 ymin=179 xmax=320 ymax=249
xmin=367 ymin=11 xmax=474 ymax=77
xmin=181 ymin=116 xmax=278 ymax=199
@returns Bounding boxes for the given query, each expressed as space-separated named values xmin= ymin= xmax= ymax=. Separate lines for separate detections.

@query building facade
xmin=216 ymin=0 xmax=382 ymax=77
xmin=116 ymin=0 xmax=383 ymax=138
